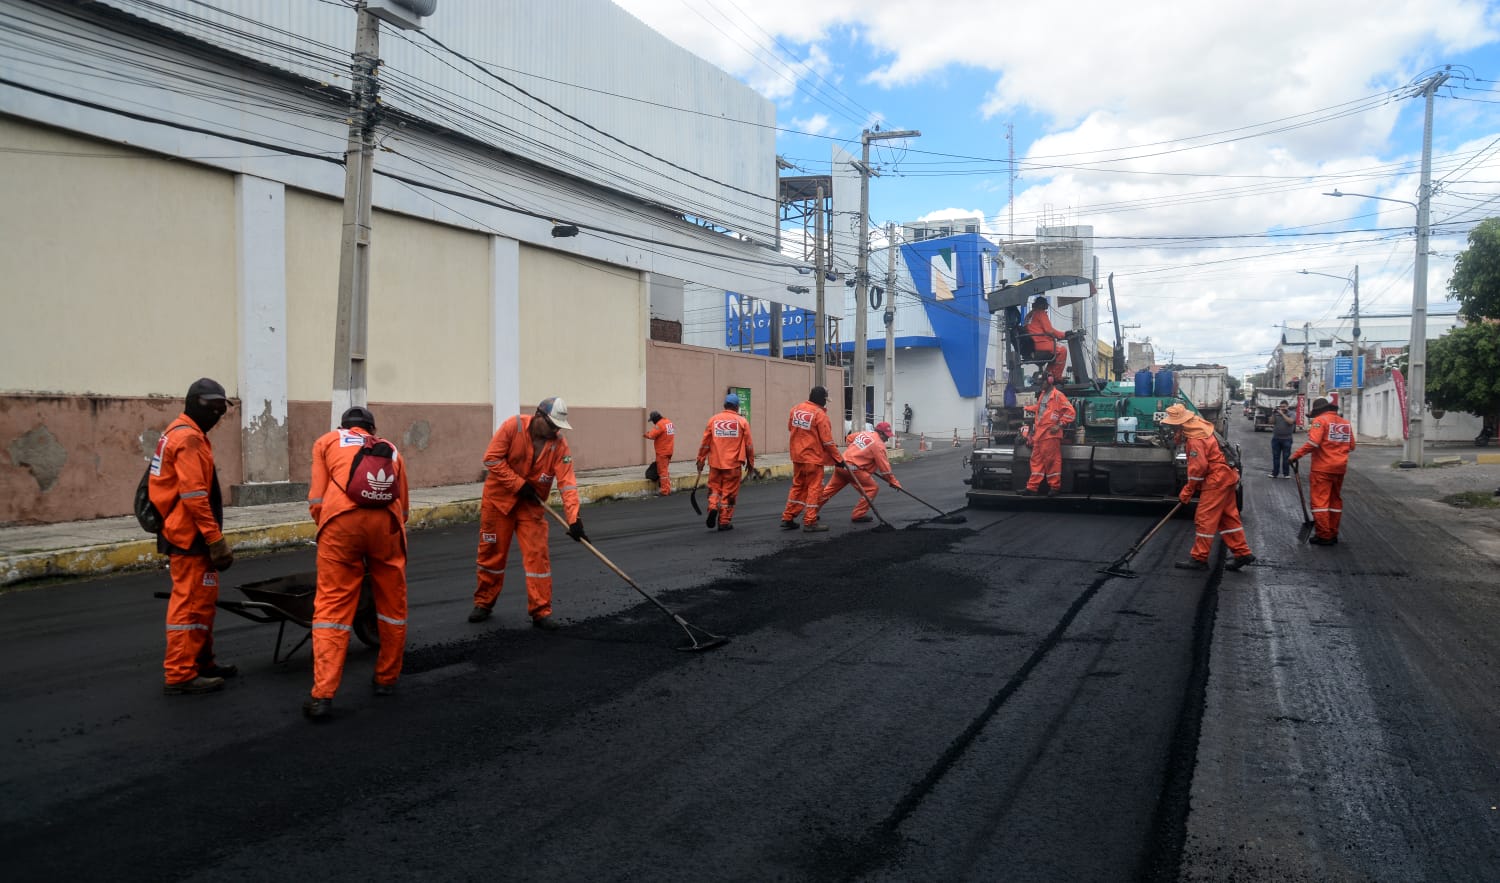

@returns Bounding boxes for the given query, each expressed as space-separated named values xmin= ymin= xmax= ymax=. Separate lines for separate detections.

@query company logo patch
xmin=340 ymin=432 xmax=365 ymax=447
xmin=664 ymin=422 xmax=675 ymax=435
xmin=852 ymin=434 xmax=873 ymax=449
xmin=791 ymin=410 xmax=814 ymax=430
xmin=481 ymin=532 xmax=497 ymax=543
xmin=202 ymin=572 xmax=218 ymax=586
xmin=713 ymin=419 xmax=741 ymax=437
xmin=1328 ymin=422 xmax=1353 ymax=443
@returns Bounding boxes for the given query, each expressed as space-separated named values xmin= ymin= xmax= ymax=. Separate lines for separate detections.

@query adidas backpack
xmin=343 ymin=434 xmax=400 ymax=508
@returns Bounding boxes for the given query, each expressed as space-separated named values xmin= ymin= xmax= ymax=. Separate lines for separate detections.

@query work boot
xmin=1173 ymin=559 xmax=1209 ymax=571
xmin=706 ymin=509 xmax=719 ymax=529
xmin=1226 ymin=554 xmax=1257 ymax=571
xmin=199 ymin=663 xmax=238 ymax=679
xmin=372 ymin=679 xmax=396 ymax=697
xmin=717 ymin=523 xmax=735 ymax=532
xmin=467 ymin=605 xmax=492 ymax=623
xmin=780 ymin=519 xmax=799 ymax=531
xmin=852 ymin=514 xmax=874 ymax=523
xmin=163 ymin=676 xmax=225 ymax=696
xmin=302 ymin=697 xmax=333 ymax=720
xmin=1309 ymin=535 xmax=1335 ymax=546
xmin=531 ymin=615 xmax=561 ymax=631
xmin=1045 ymin=486 xmax=1061 ymax=498
xmin=802 ymin=522 xmax=828 ymax=532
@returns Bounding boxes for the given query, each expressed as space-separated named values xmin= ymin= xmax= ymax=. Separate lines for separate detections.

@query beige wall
xmin=519 ymin=246 xmax=645 ymax=410
xmin=284 ymin=191 xmax=492 ymax=407
xmin=0 ymin=117 xmax=237 ymax=396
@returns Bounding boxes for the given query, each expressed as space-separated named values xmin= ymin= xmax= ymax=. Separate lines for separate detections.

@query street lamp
xmin=1298 ymin=267 xmax=1361 ymax=438
xmin=1324 ymin=188 xmax=1430 ymax=467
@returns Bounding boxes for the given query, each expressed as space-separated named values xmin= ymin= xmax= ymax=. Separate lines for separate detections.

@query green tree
xmin=1425 ymin=322 xmax=1500 ymax=425
xmin=1447 ymin=218 xmax=1500 ymax=320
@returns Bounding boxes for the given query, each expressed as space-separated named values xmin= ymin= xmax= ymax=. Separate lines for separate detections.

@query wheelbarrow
xmin=154 ymin=571 xmax=379 ymax=664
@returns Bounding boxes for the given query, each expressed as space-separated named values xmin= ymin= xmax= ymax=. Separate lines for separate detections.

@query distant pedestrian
xmin=150 ymin=378 xmax=237 ymax=695
xmin=469 ymin=397 xmax=586 ymax=630
xmin=696 ymin=392 xmax=754 ymax=531
xmin=814 ymin=422 xmax=901 ymax=526
xmin=781 ymin=386 xmax=843 ymax=532
xmin=644 ymin=410 xmax=675 ymax=496
xmin=1269 ymin=400 xmax=1295 ymax=477
xmin=1020 ymin=373 xmax=1074 ymax=497
xmin=1290 ymin=397 xmax=1355 ymax=546
xmin=1160 ymin=404 xmax=1255 ymax=572
xmin=302 ymin=406 xmax=409 ymax=721
xmin=903 ymin=403 xmax=913 ymax=434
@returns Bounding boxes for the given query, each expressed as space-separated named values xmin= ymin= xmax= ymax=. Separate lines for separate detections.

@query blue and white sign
xmin=725 ymin=293 xmax=813 ymax=347
xmin=1332 ymin=356 xmax=1364 ymax=388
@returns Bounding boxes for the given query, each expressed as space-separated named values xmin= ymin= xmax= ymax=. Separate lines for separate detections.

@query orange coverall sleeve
xmin=815 ymin=410 xmax=839 ymax=463
xmin=483 ymin=417 xmax=529 ymax=496
xmin=645 ymin=424 xmax=663 ymax=442
xmin=743 ymin=417 xmax=755 ymax=469
xmin=697 ymin=421 xmax=714 ymax=464
xmin=307 ymin=431 xmax=334 ymax=524
xmin=171 ymin=433 xmax=222 ymax=546
xmin=1293 ymin=419 xmax=1325 ymax=461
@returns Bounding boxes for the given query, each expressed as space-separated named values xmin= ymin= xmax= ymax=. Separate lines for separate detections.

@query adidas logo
xmin=366 ymin=468 xmax=395 ymax=491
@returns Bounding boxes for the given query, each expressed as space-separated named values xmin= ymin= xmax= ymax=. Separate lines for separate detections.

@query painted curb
xmin=1477 ymin=452 xmax=1500 ymax=465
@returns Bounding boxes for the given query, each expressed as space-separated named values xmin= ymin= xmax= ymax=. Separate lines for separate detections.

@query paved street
xmin=3 ymin=425 xmax=1497 ymax=881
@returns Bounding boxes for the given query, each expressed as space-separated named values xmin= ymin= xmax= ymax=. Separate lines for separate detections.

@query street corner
xmin=406 ymin=499 xmax=482 ymax=529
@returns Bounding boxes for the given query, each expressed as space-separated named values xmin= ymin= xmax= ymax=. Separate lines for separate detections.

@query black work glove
xmin=518 ymin=483 xmax=542 ymax=504
xmin=208 ymin=537 xmax=234 ymax=572
xmin=567 ymin=518 xmax=588 ymax=543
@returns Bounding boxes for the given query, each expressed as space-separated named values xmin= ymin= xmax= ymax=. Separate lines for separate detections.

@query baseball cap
xmin=724 ymin=392 xmax=740 ymax=408
xmin=186 ymin=378 xmax=228 ymax=403
xmin=340 ymin=406 xmax=376 ymax=431
xmin=537 ymin=396 xmax=572 ymax=430
xmin=874 ymin=421 xmax=893 ymax=437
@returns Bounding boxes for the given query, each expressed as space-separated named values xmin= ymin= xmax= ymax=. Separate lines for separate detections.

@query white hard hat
xmin=537 ymin=396 xmax=572 ymax=430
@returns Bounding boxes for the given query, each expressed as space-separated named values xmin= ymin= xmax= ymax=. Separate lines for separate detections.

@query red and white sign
xmin=1392 ymin=369 xmax=1409 ymax=439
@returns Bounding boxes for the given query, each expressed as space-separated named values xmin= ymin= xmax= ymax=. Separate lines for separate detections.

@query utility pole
xmin=1351 ymin=265 xmax=1361 ymax=439
xmin=814 ymin=185 xmax=826 ymax=379
xmin=1303 ymin=321 xmax=1311 ymax=396
xmin=883 ymin=222 xmax=897 ymax=431
xmin=854 ymin=127 xmax=919 ymax=429
xmin=1404 ymin=70 xmax=1449 ymax=468
xmin=329 ymin=0 xmax=432 ymax=427
xmin=1006 ymin=122 xmax=1015 ymax=244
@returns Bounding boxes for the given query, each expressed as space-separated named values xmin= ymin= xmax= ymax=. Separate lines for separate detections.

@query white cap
xmin=537 ymin=396 xmax=572 ymax=430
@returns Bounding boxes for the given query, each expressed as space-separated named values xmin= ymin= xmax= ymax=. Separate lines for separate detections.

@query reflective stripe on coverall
xmin=1180 ymin=420 xmax=1251 ymax=562
xmin=474 ymin=415 xmax=581 ymax=616
xmin=815 ymin=430 xmax=897 ymax=522
xmin=698 ymin=409 xmax=754 ymax=526
xmin=782 ymin=399 xmax=840 ymax=524
xmin=307 ymin=428 xmax=410 ymax=699
xmin=1024 ymin=308 xmax=1069 ymax=383
xmin=1025 ymin=388 xmax=1075 ymax=492
xmin=645 ymin=417 xmax=676 ymax=495
xmin=1293 ymin=411 xmax=1355 ymax=540
xmin=149 ymin=415 xmax=226 ymax=685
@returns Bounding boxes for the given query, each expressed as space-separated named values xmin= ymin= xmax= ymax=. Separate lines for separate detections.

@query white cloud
xmin=789 ymin=113 xmax=833 ymax=137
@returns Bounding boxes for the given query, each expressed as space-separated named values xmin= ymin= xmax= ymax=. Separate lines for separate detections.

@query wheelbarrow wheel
xmin=352 ymin=578 xmax=380 ymax=648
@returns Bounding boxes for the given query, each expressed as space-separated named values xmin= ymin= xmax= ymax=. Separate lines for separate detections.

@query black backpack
xmin=134 ymin=424 xmax=192 ymax=534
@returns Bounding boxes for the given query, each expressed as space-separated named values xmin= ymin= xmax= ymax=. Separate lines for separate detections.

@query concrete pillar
xmin=492 ymin=235 xmax=521 ymax=429
xmin=231 ymin=175 xmax=304 ymax=506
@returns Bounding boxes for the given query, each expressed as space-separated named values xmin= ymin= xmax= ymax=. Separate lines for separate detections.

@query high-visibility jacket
xmin=788 ymin=400 xmax=840 ymax=465
xmin=482 ymin=414 xmax=581 ymax=522
xmin=147 ymin=415 xmax=223 ymax=552
xmin=842 ymin=430 xmax=897 ymax=485
xmin=645 ymin=417 xmax=676 ymax=458
xmin=1033 ymin=388 xmax=1075 ymax=441
xmin=1294 ymin=411 xmax=1355 ymax=474
xmin=307 ymin=427 xmax=409 ymax=531
xmin=698 ymin=409 xmax=754 ymax=470
xmin=1024 ymin=308 xmax=1067 ymax=354
xmin=1180 ymin=427 xmax=1238 ymax=493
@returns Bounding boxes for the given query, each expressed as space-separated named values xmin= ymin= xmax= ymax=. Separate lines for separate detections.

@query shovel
xmin=1291 ymin=460 xmax=1315 ymax=543
xmin=893 ymin=485 xmax=968 ymax=524
xmin=688 ymin=467 xmax=703 ymax=516
xmin=839 ymin=463 xmax=896 ymax=533
xmin=1099 ymin=502 xmax=1183 ymax=578
xmin=539 ymin=502 xmax=728 ymax=652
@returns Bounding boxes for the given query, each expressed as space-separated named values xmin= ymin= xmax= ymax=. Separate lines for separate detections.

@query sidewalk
xmin=0 ymin=444 xmax=916 ymax=587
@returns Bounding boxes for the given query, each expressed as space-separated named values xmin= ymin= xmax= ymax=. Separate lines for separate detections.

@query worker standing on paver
xmin=696 ymin=392 xmax=754 ymax=532
xmin=1020 ymin=373 xmax=1074 ymax=497
xmin=813 ymin=421 xmax=900 ymax=526
xmin=1290 ymin=396 xmax=1355 ymax=546
xmin=150 ymin=378 xmax=237 ymax=695
xmin=781 ymin=386 xmax=844 ymax=532
xmin=644 ymin=411 xmax=675 ymax=496
xmin=1024 ymin=296 xmax=1069 ymax=384
xmin=302 ymin=406 xmax=409 ymax=721
xmin=1160 ymin=404 xmax=1255 ymax=571
xmin=469 ymin=397 xmax=586 ymax=630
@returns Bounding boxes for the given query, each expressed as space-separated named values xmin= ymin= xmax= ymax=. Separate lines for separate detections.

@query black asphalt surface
xmin=3 ymin=425 xmax=1497 ymax=881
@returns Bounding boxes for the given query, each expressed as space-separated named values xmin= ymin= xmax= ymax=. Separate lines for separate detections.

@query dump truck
xmin=1172 ymin=367 xmax=1230 ymax=433
xmin=1249 ymin=387 xmax=1302 ymax=432
xmin=966 ymin=274 xmax=1242 ymax=508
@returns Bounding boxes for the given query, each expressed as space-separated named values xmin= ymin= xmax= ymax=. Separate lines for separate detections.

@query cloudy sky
xmin=612 ymin=0 xmax=1500 ymax=378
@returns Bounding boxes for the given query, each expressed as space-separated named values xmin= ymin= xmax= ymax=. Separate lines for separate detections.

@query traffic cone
xmin=919 ymin=433 xmax=928 ymax=451
xmin=952 ymin=429 xmax=959 ymax=447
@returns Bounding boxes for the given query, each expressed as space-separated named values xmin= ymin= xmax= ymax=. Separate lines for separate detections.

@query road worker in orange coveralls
xmin=1290 ymin=396 xmax=1355 ymax=546
xmin=301 ymin=406 xmax=409 ymax=721
xmin=696 ymin=392 xmax=754 ymax=531
xmin=1160 ymin=403 xmax=1255 ymax=572
xmin=1020 ymin=373 xmax=1075 ymax=497
xmin=781 ymin=386 xmax=844 ymax=532
xmin=813 ymin=421 xmax=900 ymax=526
xmin=469 ymin=397 xmax=587 ymax=630
xmin=1024 ymin=295 xmax=1070 ymax=384
xmin=151 ymin=378 xmax=237 ymax=695
xmin=645 ymin=411 xmax=675 ymax=496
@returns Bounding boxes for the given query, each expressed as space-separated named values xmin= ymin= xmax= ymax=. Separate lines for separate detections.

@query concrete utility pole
xmin=854 ymin=127 xmax=919 ymax=428
xmin=1303 ymin=322 xmax=1311 ymax=396
xmin=1405 ymin=70 xmax=1449 ymax=468
xmin=814 ymin=185 xmax=826 ymax=378
xmin=883 ymin=222 xmax=897 ymax=431
xmin=1351 ymin=264 xmax=1361 ymax=438
xmin=329 ymin=0 xmax=431 ymax=427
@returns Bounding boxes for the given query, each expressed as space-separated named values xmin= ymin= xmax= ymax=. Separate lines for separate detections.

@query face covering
xmin=186 ymin=396 xmax=226 ymax=432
